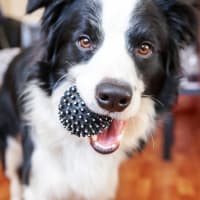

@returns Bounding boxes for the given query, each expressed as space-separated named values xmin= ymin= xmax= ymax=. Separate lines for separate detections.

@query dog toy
xmin=58 ymin=86 xmax=112 ymax=137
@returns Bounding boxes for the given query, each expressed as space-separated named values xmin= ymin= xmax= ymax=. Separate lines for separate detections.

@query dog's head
xmin=27 ymin=0 xmax=197 ymax=154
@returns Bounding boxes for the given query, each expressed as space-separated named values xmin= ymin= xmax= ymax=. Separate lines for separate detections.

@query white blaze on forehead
xmin=88 ymin=0 xmax=140 ymax=81
xmin=101 ymin=0 xmax=139 ymax=32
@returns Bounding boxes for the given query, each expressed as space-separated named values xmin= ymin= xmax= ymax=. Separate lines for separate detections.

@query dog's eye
xmin=136 ymin=43 xmax=153 ymax=58
xmin=78 ymin=35 xmax=93 ymax=50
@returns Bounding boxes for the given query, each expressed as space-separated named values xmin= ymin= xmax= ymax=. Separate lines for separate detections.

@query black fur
xmin=0 ymin=89 xmax=20 ymax=169
xmin=21 ymin=125 xmax=34 ymax=185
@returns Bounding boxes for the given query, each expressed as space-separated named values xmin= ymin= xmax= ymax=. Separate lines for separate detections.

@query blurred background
xmin=0 ymin=0 xmax=41 ymax=20
xmin=0 ymin=0 xmax=200 ymax=200
xmin=0 ymin=0 xmax=42 ymax=48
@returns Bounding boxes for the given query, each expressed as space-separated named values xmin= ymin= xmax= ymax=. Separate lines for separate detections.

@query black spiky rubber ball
xmin=58 ymin=86 xmax=112 ymax=137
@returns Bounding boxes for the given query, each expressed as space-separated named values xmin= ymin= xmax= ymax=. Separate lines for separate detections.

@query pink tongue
xmin=90 ymin=120 xmax=126 ymax=154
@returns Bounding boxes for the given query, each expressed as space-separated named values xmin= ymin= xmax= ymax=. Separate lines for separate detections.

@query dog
xmin=0 ymin=0 xmax=197 ymax=199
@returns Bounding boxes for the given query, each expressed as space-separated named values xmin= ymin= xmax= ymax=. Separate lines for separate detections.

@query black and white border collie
xmin=0 ymin=0 xmax=197 ymax=199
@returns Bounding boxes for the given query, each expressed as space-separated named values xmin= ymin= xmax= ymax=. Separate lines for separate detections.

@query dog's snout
xmin=96 ymin=81 xmax=132 ymax=112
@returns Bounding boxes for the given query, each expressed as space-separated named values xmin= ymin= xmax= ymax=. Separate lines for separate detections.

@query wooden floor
xmin=0 ymin=95 xmax=200 ymax=200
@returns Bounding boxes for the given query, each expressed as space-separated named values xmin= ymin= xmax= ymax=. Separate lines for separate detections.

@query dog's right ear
xmin=26 ymin=0 xmax=51 ymax=13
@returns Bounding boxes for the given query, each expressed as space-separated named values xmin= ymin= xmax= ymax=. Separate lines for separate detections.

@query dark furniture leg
xmin=163 ymin=113 xmax=174 ymax=160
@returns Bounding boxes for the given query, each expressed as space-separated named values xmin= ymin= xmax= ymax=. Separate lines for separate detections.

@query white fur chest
xmin=29 ymin=132 xmax=122 ymax=200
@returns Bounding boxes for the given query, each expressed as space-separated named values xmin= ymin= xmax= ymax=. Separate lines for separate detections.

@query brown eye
xmin=136 ymin=43 xmax=153 ymax=57
xmin=78 ymin=36 xmax=93 ymax=49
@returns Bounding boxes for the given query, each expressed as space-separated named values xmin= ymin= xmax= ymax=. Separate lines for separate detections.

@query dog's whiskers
xmin=142 ymin=95 xmax=165 ymax=107
xmin=52 ymin=74 xmax=68 ymax=90
xmin=51 ymin=74 xmax=75 ymax=91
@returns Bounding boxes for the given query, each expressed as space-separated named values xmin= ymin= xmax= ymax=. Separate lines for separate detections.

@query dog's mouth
xmin=58 ymin=86 xmax=126 ymax=154
xmin=89 ymin=120 xmax=126 ymax=154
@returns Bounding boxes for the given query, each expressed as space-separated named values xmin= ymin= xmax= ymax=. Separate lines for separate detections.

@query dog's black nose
xmin=96 ymin=81 xmax=132 ymax=112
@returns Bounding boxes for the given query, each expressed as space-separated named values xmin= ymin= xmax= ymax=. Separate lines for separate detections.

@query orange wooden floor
xmin=0 ymin=96 xmax=200 ymax=200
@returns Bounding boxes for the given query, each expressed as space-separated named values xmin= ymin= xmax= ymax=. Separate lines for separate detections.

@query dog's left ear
xmin=155 ymin=0 xmax=198 ymax=47
xmin=26 ymin=0 xmax=51 ymax=13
